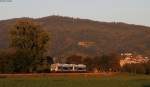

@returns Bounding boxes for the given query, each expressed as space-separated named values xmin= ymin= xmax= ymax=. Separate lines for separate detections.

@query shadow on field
xmin=0 ymin=76 xmax=6 ymax=78
xmin=143 ymin=85 xmax=150 ymax=87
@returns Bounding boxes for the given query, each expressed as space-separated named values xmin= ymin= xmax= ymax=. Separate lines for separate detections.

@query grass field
xmin=0 ymin=73 xmax=150 ymax=87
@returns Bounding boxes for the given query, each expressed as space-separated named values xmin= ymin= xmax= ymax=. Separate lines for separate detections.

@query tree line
xmin=65 ymin=54 xmax=121 ymax=72
xmin=65 ymin=54 xmax=150 ymax=74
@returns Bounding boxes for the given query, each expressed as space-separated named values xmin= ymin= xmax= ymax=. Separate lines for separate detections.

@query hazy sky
xmin=0 ymin=0 xmax=150 ymax=26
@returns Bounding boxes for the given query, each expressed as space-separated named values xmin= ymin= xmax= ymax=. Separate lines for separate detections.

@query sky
xmin=0 ymin=0 xmax=150 ymax=26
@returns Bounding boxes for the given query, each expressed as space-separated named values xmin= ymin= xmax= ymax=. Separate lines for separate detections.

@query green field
xmin=0 ymin=74 xmax=150 ymax=87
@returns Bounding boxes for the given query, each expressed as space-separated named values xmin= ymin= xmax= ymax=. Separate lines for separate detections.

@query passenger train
xmin=51 ymin=63 xmax=86 ymax=72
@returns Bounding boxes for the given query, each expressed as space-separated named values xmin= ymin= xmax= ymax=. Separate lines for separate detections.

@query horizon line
xmin=0 ymin=15 xmax=150 ymax=27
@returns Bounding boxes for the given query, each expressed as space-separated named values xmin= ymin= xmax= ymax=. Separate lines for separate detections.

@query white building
xmin=120 ymin=53 xmax=149 ymax=67
xmin=51 ymin=63 xmax=86 ymax=72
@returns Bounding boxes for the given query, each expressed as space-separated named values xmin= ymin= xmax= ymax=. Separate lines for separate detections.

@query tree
xmin=0 ymin=49 xmax=15 ymax=73
xmin=47 ymin=56 xmax=54 ymax=65
xmin=12 ymin=50 xmax=35 ymax=73
xmin=107 ymin=53 xmax=121 ymax=72
xmin=122 ymin=63 xmax=146 ymax=74
xmin=145 ymin=61 xmax=150 ymax=74
xmin=94 ymin=53 xmax=121 ymax=72
xmin=83 ymin=57 xmax=94 ymax=71
xmin=93 ymin=56 xmax=102 ymax=72
xmin=9 ymin=19 xmax=50 ymax=72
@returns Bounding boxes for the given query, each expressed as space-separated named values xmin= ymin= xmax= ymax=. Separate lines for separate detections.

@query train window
xmin=63 ymin=67 xmax=69 ymax=70
xmin=62 ymin=67 xmax=73 ymax=70
xmin=77 ymin=68 xmax=86 ymax=70
xmin=68 ymin=67 xmax=73 ymax=70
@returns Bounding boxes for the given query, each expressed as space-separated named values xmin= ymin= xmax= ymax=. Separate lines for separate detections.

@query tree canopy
xmin=9 ymin=19 xmax=50 ymax=72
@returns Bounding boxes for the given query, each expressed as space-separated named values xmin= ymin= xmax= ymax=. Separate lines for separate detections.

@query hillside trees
xmin=9 ymin=19 xmax=50 ymax=72
xmin=65 ymin=53 xmax=121 ymax=72
xmin=92 ymin=53 xmax=121 ymax=72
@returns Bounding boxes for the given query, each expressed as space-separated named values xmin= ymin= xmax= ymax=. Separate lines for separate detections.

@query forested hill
xmin=0 ymin=16 xmax=150 ymax=57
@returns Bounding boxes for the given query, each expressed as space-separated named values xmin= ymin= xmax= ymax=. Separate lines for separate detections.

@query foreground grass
xmin=0 ymin=73 xmax=150 ymax=87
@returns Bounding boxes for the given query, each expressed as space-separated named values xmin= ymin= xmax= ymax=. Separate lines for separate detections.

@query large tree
xmin=91 ymin=53 xmax=121 ymax=72
xmin=9 ymin=19 xmax=50 ymax=72
xmin=83 ymin=57 xmax=94 ymax=71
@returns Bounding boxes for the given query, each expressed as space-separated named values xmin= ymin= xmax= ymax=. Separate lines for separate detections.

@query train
xmin=51 ymin=63 xmax=86 ymax=72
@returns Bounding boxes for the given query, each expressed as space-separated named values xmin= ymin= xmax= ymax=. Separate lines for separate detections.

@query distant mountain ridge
xmin=0 ymin=16 xmax=150 ymax=57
